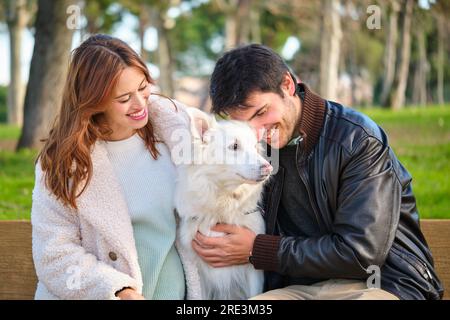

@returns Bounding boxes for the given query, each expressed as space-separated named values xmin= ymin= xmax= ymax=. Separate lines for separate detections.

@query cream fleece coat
xmin=31 ymin=97 xmax=201 ymax=300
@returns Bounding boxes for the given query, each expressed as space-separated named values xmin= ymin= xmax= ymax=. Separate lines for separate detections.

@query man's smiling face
xmin=227 ymin=75 xmax=301 ymax=149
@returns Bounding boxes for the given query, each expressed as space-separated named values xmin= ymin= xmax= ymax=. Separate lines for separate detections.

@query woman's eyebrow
xmin=114 ymin=77 xmax=147 ymax=99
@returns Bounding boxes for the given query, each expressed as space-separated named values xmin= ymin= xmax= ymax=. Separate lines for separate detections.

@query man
xmin=192 ymin=44 xmax=443 ymax=300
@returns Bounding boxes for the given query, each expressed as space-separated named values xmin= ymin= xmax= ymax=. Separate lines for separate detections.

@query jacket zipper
xmin=392 ymin=245 xmax=433 ymax=282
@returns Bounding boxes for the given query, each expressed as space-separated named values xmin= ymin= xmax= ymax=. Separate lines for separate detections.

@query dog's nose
xmin=260 ymin=163 xmax=273 ymax=175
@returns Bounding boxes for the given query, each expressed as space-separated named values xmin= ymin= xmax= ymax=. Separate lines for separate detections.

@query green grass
xmin=0 ymin=124 xmax=21 ymax=139
xmin=0 ymin=149 xmax=37 ymax=219
xmin=0 ymin=106 xmax=449 ymax=219
xmin=0 ymin=123 xmax=36 ymax=219
xmin=361 ymin=105 xmax=450 ymax=219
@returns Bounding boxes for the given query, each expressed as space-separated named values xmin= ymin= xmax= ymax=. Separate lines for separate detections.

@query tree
xmin=380 ymin=0 xmax=400 ymax=107
xmin=214 ymin=0 xmax=255 ymax=49
xmin=81 ymin=0 xmax=123 ymax=39
xmin=17 ymin=0 xmax=76 ymax=149
xmin=319 ymin=0 xmax=342 ymax=101
xmin=390 ymin=0 xmax=414 ymax=110
xmin=137 ymin=6 xmax=151 ymax=62
xmin=411 ymin=5 xmax=432 ymax=107
xmin=153 ymin=8 xmax=176 ymax=97
xmin=431 ymin=0 xmax=450 ymax=105
xmin=115 ymin=0 xmax=152 ymax=61
xmin=4 ymin=0 xmax=34 ymax=126
xmin=121 ymin=0 xmax=180 ymax=97
xmin=435 ymin=15 xmax=445 ymax=105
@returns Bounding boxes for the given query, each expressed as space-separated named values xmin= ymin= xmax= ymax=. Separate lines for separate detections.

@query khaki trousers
xmin=250 ymin=279 xmax=399 ymax=300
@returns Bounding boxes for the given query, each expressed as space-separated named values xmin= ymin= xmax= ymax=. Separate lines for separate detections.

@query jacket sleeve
xmin=31 ymin=165 xmax=139 ymax=300
xmin=251 ymin=136 xmax=402 ymax=279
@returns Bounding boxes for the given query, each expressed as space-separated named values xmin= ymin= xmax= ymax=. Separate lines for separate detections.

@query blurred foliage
xmin=169 ymin=2 xmax=225 ymax=75
xmin=83 ymin=0 xmax=124 ymax=34
xmin=57 ymin=0 xmax=450 ymax=106
xmin=172 ymin=3 xmax=224 ymax=57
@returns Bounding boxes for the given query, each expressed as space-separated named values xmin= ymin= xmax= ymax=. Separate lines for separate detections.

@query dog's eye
xmin=229 ymin=142 xmax=239 ymax=151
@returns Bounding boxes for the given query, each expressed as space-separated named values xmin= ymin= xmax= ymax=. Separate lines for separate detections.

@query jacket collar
xmin=294 ymin=83 xmax=327 ymax=157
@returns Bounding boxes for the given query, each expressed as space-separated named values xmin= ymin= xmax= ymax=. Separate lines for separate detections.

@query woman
xmin=31 ymin=34 xmax=199 ymax=300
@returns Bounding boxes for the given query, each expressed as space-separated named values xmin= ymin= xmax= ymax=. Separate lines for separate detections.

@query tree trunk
xmin=412 ymin=28 xmax=427 ymax=106
xmin=5 ymin=0 xmax=28 ymax=126
xmin=391 ymin=0 xmax=414 ymax=110
xmin=236 ymin=0 xmax=251 ymax=45
xmin=319 ymin=0 xmax=342 ymax=101
xmin=224 ymin=13 xmax=238 ymax=49
xmin=380 ymin=0 xmax=400 ymax=107
xmin=250 ymin=2 xmax=261 ymax=44
xmin=154 ymin=12 xmax=175 ymax=97
xmin=216 ymin=0 xmax=252 ymax=49
xmin=17 ymin=0 xmax=75 ymax=150
xmin=138 ymin=7 xmax=151 ymax=62
xmin=436 ymin=14 xmax=445 ymax=105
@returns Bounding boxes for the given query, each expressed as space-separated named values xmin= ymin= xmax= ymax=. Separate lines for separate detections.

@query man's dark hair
xmin=209 ymin=44 xmax=292 ymax=115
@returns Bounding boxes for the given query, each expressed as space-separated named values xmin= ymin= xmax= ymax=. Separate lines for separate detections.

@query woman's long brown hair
xmin=38 ymin=34 xmax=159 ymax=209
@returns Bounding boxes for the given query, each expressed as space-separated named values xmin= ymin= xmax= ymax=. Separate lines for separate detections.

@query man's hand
xmin=116 ymin=288 xmax=145 ymax=300
xmin=192 ymin=224 xmax=256 ymax=268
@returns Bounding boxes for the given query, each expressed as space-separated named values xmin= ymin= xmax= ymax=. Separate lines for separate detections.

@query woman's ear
xmin=186 ymin=107 xmax=217 ymax=143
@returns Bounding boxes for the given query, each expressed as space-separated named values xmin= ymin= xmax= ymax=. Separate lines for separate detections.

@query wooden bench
xmin=0 ymin=220 xmax=448 ymax=300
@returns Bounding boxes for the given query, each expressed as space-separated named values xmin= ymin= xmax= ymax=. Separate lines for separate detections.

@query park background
xmin=0 ymin=0 xmax=449 ymax=220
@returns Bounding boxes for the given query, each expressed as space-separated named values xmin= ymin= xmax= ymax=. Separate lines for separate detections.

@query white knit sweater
xmin=103 ymin=134 xmax=185 ymax=299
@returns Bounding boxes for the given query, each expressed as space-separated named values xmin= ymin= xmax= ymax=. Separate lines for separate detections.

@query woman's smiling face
xmin=103 ymin=66 xmax=151 ymax=141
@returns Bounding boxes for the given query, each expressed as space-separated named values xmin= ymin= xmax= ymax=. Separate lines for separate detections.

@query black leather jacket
xmin=251 ymin=84 xmax=444 ymax=300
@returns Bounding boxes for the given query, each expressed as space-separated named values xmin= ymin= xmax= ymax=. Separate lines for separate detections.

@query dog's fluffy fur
xmin=174 ymin=108 xmax=272 ymax=300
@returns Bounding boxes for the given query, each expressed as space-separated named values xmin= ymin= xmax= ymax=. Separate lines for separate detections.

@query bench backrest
xmin=0 ymin=220 xmax=448 ymax=300
xmin=0 ymin=221 xmax=36 ymax=299
xmin=419 ymin=219 xmax=450 ymax=299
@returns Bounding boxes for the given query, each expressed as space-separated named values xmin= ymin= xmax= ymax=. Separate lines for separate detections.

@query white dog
xmin=174 ymin=108 xmax=273 ymax=300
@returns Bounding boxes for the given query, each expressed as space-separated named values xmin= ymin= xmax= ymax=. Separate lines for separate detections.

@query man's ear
xmin=186 ymin=107 xmax=217 ymax=143
xmin=280 ymin=73 xmax=296 ymax=97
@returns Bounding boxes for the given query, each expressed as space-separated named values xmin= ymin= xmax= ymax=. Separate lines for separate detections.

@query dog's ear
xmin=186 ymin=107 xmax=217 ymax=143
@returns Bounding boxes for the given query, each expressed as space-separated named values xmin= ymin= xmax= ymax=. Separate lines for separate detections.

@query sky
xmin=0 ymin=25 xmax=34 ymax=86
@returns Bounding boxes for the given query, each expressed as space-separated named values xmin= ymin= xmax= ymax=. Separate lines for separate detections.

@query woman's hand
xmin=116 ymin=288 xmax=145 ymax=300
